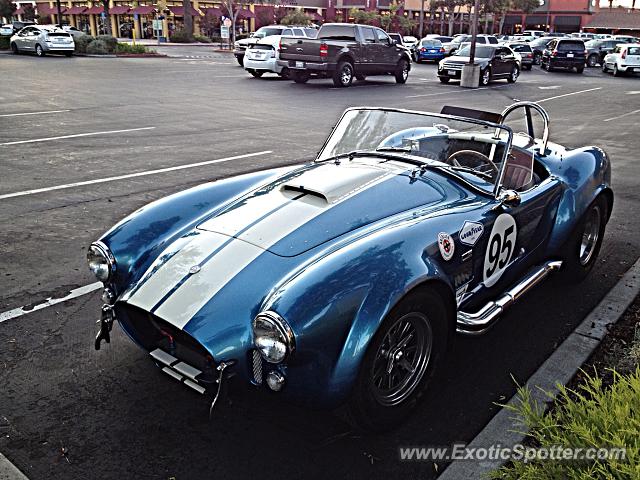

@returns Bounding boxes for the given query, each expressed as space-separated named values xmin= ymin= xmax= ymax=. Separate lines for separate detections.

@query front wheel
xmin=561 ymin=195 xmax=608 ymax=282
xmin=507 ymin=65 xmax=519 ymax=83
xmin=332 ymin=60 xmax=354 ymax=88
xmin=35 ymin=44 xmax=45 ymax=57
xmin=480 ymin=67 xmax=491 ymax=86
xmin=10 ymin=42 xmax=19 ymax=54
xmin=587 ymin=54 xmax=598 ymax=67
xmin=613 ymin=64 xmax=621 ymax=77
xmin=395 ymin=59 xmax=409 ymax=84
xmin=602 ymin=62 xmax=608 ymax=73
xmin=346 ymin=289 xmax=449 ymax=432
xmin=64 ymin=51 xmax=73 ymax=57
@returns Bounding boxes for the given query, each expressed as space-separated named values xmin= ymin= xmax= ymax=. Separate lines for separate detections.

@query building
xmin=583 ymin=8 xmax=640 ymax=35
xmin=501 ymin=0 xmax=600 ymax=34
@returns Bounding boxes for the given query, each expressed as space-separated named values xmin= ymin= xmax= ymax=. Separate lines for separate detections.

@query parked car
xmin=523 ymin=30 xmax=545 ymax=38
xmin=278 ymin=23 xmax=412 ymax=87
xmin=540 ymin=38 xmax=586 ymax=73
xmin=569 ymin=32 xmax=595 ymax=40
xmin=585 ymin=39 xmax=622 ymax=67
xmin=442 ymin=34 xmax=498 ymax=56
xmin=243 ymin=35 xmax=292 ymax=78
xmin=61 ymin=25 xmax=86 ymax=38
xmin=0 ymin=24 xmax=13 ymax=36
xmin=530 ymin=36 xmax=556 ymax=64
xmin=234 ymin=25 xmax=316 ymax=66
xmin=388 ymin=32 xmax=414 ymax=56
xmin=508 ymin=34 xmax=535 ymax=43
xmin=402 ymin=35 xmax=419 ymax=49
xmin=602 ymin=43 xmax=640 ymax=76
xmin=10 ymin=25 xmax=75 ymax=57
xmin=87 ymin=101 xmax=612 ymax=431
xmin=438 ymin=44 xmax=519 ymax=85
xmin=611 ymin=35 xmax=638 ymax=44
xmin=413 ymin=38 xmax=446 ymax=63
xmin=504 ymin=42 xmax=534 ymax=70
xmin=10 ymin=20 xmax=35 ymax=34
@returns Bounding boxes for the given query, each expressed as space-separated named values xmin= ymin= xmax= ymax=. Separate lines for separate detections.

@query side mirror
xmin=496 ymin=189 xmax=521 ymax=208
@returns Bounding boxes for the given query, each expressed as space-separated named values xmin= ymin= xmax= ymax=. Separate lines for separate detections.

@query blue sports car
xmin=88 ymin=102 xmax=612 ymax=431
xmin=414 ymin=38 xmax=447 ymax=63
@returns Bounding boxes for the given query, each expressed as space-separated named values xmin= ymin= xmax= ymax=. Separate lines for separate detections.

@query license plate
xmin=447 ymin=70 xmax=456 ymax=75
xmin=567 ymin=53 xmax=574 ymax=58
xmin=429 ymin=50 xmax=437 ymax=53
xmin=296 ymin=61 xmax=305 ymax=68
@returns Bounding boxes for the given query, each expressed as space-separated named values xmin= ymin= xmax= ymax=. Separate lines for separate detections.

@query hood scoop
xmin=281 ymin=163 xmax=387 ymax=204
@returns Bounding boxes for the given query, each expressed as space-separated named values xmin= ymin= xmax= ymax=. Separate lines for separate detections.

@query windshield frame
xmin=315 ymin=106 xmax=515 ymax=198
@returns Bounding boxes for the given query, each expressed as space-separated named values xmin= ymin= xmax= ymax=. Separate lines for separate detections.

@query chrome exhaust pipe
xmin=457 ymin=260 xmax=563 ymax=335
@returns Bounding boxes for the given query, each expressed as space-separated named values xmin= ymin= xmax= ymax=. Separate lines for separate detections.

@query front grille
xmin=251 ymin=349 xmax=263 ymax=385
xmin=442 ymin=63 xmax=464 ymax=71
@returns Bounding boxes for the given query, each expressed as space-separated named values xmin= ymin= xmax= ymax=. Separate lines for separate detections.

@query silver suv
xmin=10 ymin=25 xmax=75 ymax=57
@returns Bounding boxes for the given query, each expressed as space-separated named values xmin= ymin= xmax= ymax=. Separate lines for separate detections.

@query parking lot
xmin=1 ymin=51 xmax=639 ymax=479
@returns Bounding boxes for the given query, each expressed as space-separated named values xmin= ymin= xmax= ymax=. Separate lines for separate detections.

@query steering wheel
xmin=445 ymin=150 xmax=499 ymax=176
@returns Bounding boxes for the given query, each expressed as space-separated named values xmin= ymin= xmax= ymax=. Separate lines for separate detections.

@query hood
xmin=196 ymin=160 xmax=448 ymax=257
xmin=444 ymin=56 xmax=489 ymax=65
xmin=236 ymin=37 xmax=257 ymax=46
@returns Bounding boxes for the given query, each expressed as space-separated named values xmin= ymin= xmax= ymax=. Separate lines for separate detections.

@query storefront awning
xmin=168 ymin=5 xmax=202 ymax=16
xmin=235 ymin=8 xmax=254 ymax=19
xmin=503 ymin=15 xmax=521 ymax=26
xmin=554 ymin=15 xmax=580 ymax=26
xmin=201 ymin=7 xmax=222 ymax=17
xmin=130 ymin=5 xmax=155 ymax=15
xmin=525 ymin=15 xmax=548 ymax=26
xmin=66 ymin=6 xmax=88 ymax=14
xmin=584 ymin=11 xmax=640 ymax=30
xmin=109 ymin=6 xmax=131 ymax=14
xmin=85 ymin=6 xmax=106 ymax=14
xmin=37 ymin=4 xmax=68 ymax=14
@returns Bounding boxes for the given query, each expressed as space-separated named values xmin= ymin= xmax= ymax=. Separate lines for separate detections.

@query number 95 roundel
xmin=483 ymin=214 xmax=517 ymax=288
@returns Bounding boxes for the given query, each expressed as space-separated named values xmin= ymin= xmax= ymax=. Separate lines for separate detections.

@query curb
xmin=438 ymin=256 xmax=640 ymax=479
xmin=0 ymin=452 xmax=28 ymax=480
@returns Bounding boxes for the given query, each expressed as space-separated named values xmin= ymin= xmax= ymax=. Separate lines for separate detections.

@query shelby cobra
xmin=88 ymin=102 xmax=612 ymax=431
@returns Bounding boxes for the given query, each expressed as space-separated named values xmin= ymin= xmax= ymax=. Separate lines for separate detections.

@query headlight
xmin=87 ymin=242 xmax=115 ymax=282
xmin=252 ymin=311 xmax=295 ymax=363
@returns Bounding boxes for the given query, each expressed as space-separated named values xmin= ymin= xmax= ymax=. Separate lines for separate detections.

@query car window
xmin=488 ymin=36 xmax=498 ymax=44
xmin=558 ymin=40 xmax=584 ymax=51
xmin=421 ymin=39 xmax=441 ymax=47
xmin=303 ymin=28 xmax=317 ymax=38
xmin=375 ymin=29 xmax=390 ymax=44
xmin=318 ymin=24 xmax=356 ymax=41
xmin=282 ymin=29 xmax=292 ymax=36
xmin=510 ymin=44 xmax=532 ymax=52
xmin=363 ymin=27 xmax=375 ymax=44
xmin=629 ymin=47 xmax=640 ymax=55
xmin=547 ymin=40 xmax=557 ymax=50
xmin=292 ymin=28 xmax=303 ymax=36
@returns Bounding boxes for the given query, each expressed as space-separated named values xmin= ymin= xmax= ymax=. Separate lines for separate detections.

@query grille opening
xmin=281 ymin=184 xmax=328 ymax=202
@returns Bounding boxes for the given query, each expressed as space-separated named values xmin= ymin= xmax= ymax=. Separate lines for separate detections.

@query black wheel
xmin=576 ymin=66 xmax=584 ymax=74
xmin=64 ymin=51 xmax=73 ymax=57
xmin=292 ymin=70 xmax=310 ymax=84
xmin=439 ymin=76 xmax=450 ymax=83
xmin=278 ymin=67 xmax=290 ymax=79
xmin=480 ymin=67 xmax=491 ymax=86
xmin=547 ymin=62 xmax=554 ymax=72
xmin=332 ymin=60 xmax=354 ymax=87
xmin=236 ymin=56 xmax=243 ymax=66
xmin=10 ymin=42 xmax=19 ymax=54
xmin=247 ymin=69 xmax=263 ymax=78
xmin=524 ymin=64 xmax=532 ymax=71
xmin=35 ymin=44 xmax=45 ymax=57
xmin=587 ymin=54 xmax=598 ymax=67
xmin=602 ymin=62 xmax=608 ymax=73
xmin=346 ymin=288 xmax=450 ymax=432
xmin=561 ymin=195 xmax=608 ymax=283
xmin=534 ymin=52 xmax=542 ymax=65
xmin=507 ymin=65 xmax=519 ymax=83
xmin=395 ymin=59 xmax=409 ymax=84
xmin=415 ymin=58 xmax=422 ymax=64
xmin=355 ymin=74 xmax=366 ymax=81
xmin=613 ymin=64 xmax=621 ymax=77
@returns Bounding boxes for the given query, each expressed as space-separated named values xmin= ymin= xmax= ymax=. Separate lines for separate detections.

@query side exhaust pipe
xmin=457 ymin=260 xmax=563 ymax=335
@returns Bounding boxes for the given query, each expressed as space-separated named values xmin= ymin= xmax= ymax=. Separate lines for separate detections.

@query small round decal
xmin=438 ymin=232 xmax=455 ymax=261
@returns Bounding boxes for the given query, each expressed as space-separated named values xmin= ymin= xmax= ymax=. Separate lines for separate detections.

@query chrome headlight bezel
xmin=87 ymin=241 xmax=116 ymax=283
xmin=252 ymin=311 xmax=295 ymax=364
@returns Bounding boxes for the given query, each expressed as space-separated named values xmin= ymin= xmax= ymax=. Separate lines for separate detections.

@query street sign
xmin=152 ymin=19 xmax=162 ymax=30
xmin=133 ymin=13 xmax=139 ymax=20
xmin=221 ymin=25 xmax=229 ymax=39
xmin=223 ymin=18 xmax=232 ymax=27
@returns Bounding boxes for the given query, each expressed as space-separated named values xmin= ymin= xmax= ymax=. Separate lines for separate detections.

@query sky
xmin=600 ymin=0 xmax=636 ymax=6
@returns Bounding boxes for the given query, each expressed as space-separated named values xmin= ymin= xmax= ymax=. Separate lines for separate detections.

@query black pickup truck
xmin=277 ymin=23 xmax=412 ymax=87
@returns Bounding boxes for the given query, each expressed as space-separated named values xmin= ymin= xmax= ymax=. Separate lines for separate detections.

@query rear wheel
xmin=346 ymin=289 xmax=449 ymax=432
xmin=247 ymin=69 xmax=263 ymax=78
xmin=439 ymin=76 xmax=450 ymax=83
xmin=587 ymin=54 xmax=598 ymax=67
xmin=64 ymin=51 xmax=73 ymax=57
xmin=533 ymin=52 xmax=542 ymax=65
xmin=395 ymin=58 xmax=409 ymax=84
xmin=613 ymin=64 xmax=621 ymax=77
xmin=602 ymin=62 xmax=608 ymax=73
xmin=35 ymin=44 xmax=44 ymax=57
xmin=576 ymin=66 xmax=584 ymax=74
xmin=10 ymin=42 xmax=19 ymax=54
xmin=332 ymin=60 xmax=354 ymax=87
xmin=235 ymin=56 xmax=243 ymax=66
xmin=480 ymin=67 xmax=491 ymax=86
xmin=561 ymin=195 xmax=608 ymax=283
xmin=278 ymin=67 xmax=290 ymax=79
xmin=292 ymin=70 xmax=310 ymax=84
xmin=507 ymin=65 xmax=519 ymax=83
xmin=524 ymin=64 xmax=532 ymax=71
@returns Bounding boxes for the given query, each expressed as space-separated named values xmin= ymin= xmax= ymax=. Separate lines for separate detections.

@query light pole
xmin=56 ymin=0 xmax=63 ymax=27
xmin=461 ymin=0 xmax=480 ymax=88
xmin=469 ymin=0 xmax=479 ymax=66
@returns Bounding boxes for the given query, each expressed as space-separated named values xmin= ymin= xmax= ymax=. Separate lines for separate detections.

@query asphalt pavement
xmin=1 ymin=50 xmax=639 ymax=480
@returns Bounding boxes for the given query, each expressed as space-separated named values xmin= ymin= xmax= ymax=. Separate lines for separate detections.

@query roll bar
xmin=499 ymin=101 xmax=550 ymax=155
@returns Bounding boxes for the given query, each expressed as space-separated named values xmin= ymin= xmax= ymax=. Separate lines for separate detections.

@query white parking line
xmin=0 ymin=452 xmax=29 ymax=480
xmin=535 ymin=87 xmax=602 ymax=103
xmin=0 ymin=109 xmax=70 ymax=118
xmin=0 ymin=126 xmax=156 ymax=146
xmin=603 ymin=108 xmax=640 ymax=122
xmin=0 ymin=150 xmax=272 ymax=200
xmin=0 ymin=282 xmax=102 ymax=324
xmin=405 ymin=85 xmax=508 ymax=99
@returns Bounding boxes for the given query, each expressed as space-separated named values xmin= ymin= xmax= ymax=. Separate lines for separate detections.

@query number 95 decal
xmin=483 ymin=214 xmax=517 ymax=288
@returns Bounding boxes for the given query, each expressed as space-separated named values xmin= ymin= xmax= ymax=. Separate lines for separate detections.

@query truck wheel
xmin=333 ymin=60 xmax=354 ymax=87
xmin=576 ymin=66 xmax=584 ymax=74
xmin=247 ymin=69 xmax=263 ymax=78
xmin=587 ymin=54 xmax=598 ymax=67
xmin=278 ymin=67 xmax=290 ymax=79
xmin=395 ymin=59 xmax=409 ymax=84
xmin=439 ymin=77 xmax=450 ymax=83
xmin=292 ymin=70 xmax=310 ymax=84
xmin=346 ymin=288 xmax=449 ymax=432
xmin=561 ymin=195 xmax=607 ymax=283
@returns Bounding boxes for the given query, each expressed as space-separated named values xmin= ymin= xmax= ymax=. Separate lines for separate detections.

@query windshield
xmin=254 ymin=27 xmax=282 ymax=38
xmin=317 ymin=109 xmax=512 ymax=189
xmin=452 ymin=35 xmax=468 ymax=44
xmin=456 ymin=45 xmax=494 ymax=58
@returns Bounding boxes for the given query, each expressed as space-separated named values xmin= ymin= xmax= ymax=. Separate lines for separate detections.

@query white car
xmin=1 ymin=24 xmax=13 ymax=36
xmin=243 ymin=35 xmax=291 ymax=78
xmin=403 ymin=35 xmax=418 ymax=49
xmin=10 ymin=25 xmax=75 ymax=56
xmin=602 ymin=43 xmax=640 ymax=76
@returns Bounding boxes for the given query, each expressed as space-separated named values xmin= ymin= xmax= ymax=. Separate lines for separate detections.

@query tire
xmin=355 ymin=74 xmax=366 ymax=81
xmin=10 ymin=42 xmax=19 ymax=54
xmin=439 ymin=76 xmax=450 ymax=83
xmin=547 ymin=62 xmax=554 ymax=72
xmin=507 ymin=65 xmax=519 ymax=83
xmin=35 ymin=44 xmax=44 ymax=57
xmin=65 ymin=51 xmax=73 ymax=57
xmin=587 ymin=54 xmax=598 ymax=67
xmin=346 ymin=288 xmax=450 ymax=432
xmin=534 ymin=52 xmax=542 ymax=65
xmin=480 ymin=67 xmax=491 ymax=86
xmin=332 ymin=60 xmax=354 ymax=88
xmin=247 ymin=69 xmax=263 ymax=78
xmin=292 ymin=70 xmax=310 ymax=84
xmin=524 ymin=64 xmax=532 ymax=71
xmin=395 ymin=58 xmax=409 ymax=84
xmin=235 ymin=56 xmax=243 ymax=66
xmin=576 ymin=66 xmax=584 ymax=74
xmin=602 ymin=62 xmax=608 ymax=73
xmin=560 ymin=195 xmax=608 ymax=283
xmin=277 ymin=67 xmax=290 ymax=79
xmin=613 ymin=64 xmax=621 ymax=77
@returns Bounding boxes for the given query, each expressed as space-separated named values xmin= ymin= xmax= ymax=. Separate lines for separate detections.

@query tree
xmin=281 ymin=9 xmax=313 ymax=25
xmin=22 ymin=4 xmax=36 ymax=21
xmin=100 ymin=0 xmax=111 ymax=35
xmin=182 ymin=0 xmax=194 ymax=41
xmin=349 ymin=7 xmax=379 ymax=25
xmin=0 ymin=0 xmax=17 ymax=21
xmin=513 ymin=0 xmax=539 ymax=13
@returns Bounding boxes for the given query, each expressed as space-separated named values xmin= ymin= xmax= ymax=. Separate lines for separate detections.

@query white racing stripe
xmin=0 ymin=109 xmax=70 ymax=117
xmin=0 ymin=282 xmax=102 ymax=324
xmin=0 ymin=126 xmax=156 ymax=146
xmin=0 ymin=150 xmax=272 ymax=200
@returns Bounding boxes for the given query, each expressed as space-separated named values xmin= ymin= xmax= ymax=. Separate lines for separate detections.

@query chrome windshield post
xmin=499 ymin=101 xmax=550 ymax=156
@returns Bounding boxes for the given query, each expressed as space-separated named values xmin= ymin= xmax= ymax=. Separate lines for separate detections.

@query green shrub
xmin=95 ymin=34 xmax=117 ymax=53
xmin=116 ymin=42 xmax=149 ymax=54
xmin=170 ymin=28 xmax=191 ymax=43
xmin=74 ymin=34 xmax=93 ymax=53
xmin=491 ymin=368 xmax=640 ymax=480
xmin=86 ymin=39 xmax=108 ymax=55
xmin=0 ymin=36 xmax=10 ymax=50
xmin=193 ymin=34 xmax=212 ymax=43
